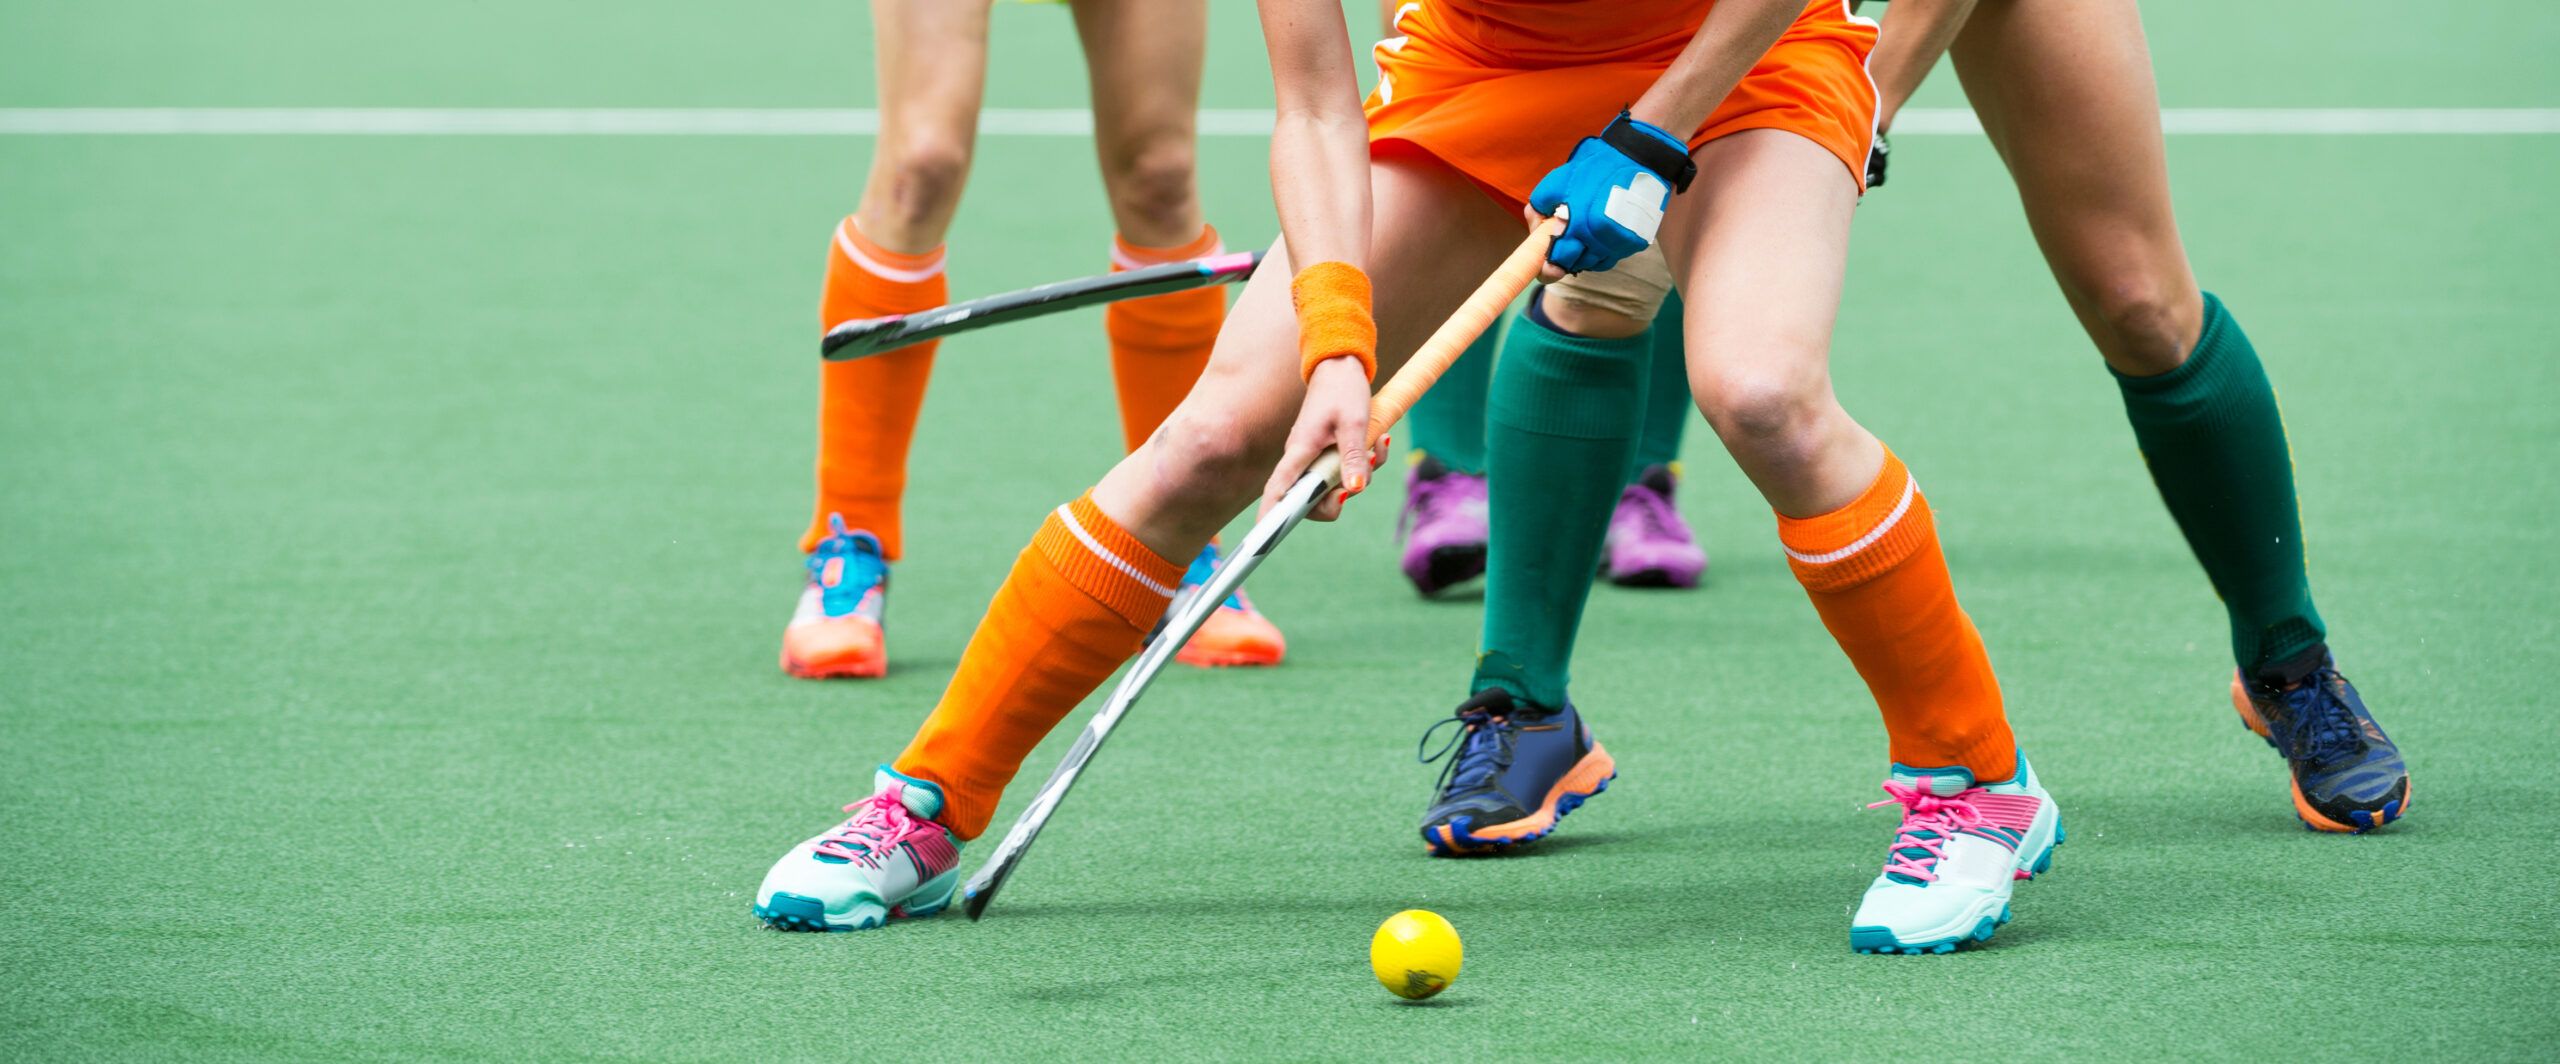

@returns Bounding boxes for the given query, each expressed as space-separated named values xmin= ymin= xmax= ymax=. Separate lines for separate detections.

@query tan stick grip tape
xmin=1365 ymin=214 xmax=1566 ymax=444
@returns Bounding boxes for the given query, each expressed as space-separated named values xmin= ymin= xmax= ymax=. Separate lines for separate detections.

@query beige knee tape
xmin=1545 ymin=245 xmax=1675 ymax=324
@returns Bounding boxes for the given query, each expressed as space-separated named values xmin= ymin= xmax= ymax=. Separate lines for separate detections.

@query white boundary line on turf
xmin=1 ymin=107 xmax=2558 ymax=136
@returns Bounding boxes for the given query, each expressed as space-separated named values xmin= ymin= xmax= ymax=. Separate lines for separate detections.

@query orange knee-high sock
xmin=1776 ymin=448 xmax=2017 ymax=781
xmin=894 ymin=494 xmax=1184 ymax=838
xmin=1105 ymin=225 xmax=1225 ymax=452
xmin=802 ymin=217 xmax=949 ymax=558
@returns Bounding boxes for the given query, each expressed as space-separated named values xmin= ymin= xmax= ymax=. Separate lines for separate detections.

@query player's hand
xmin=1270 ymin=262 xmax=1379 ymax=521
xmin=1264 ymin=356 xmax=1376 ymax=522
xmin=1527 ymin=111 xmax=1694 ymax=280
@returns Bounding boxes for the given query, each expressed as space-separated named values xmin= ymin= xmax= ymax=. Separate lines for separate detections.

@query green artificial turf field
xmin=5 ymin=2 xmax=2558 ymax=1059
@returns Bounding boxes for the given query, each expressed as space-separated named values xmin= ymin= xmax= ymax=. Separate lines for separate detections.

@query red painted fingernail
xmin=1334 ymin=489 xmax=1349 ymax=506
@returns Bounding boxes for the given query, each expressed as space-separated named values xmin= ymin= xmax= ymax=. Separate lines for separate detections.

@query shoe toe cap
xmin=783 ymin=617 xmax=884 ymax=664
xmin=1607 ymin=546 xmax=1707 ymax=584
xmin=1421 ymin=795 xmax=1528 ymax=835
xmin=758 ymin=842 xmax=837 ymax=894
xmin=1179 ymin=609 xmax=1286 ymax=664
xmin=2300 ymin=773 xmax=2410 ymax=830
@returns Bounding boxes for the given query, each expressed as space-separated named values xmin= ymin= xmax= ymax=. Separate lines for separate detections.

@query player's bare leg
xmin=783 ymin=0 xmax=998 ymax=680
xmin=1661 ymin=129 xmax=2056 ymax=952
xmin=1954 ymin=0 xmax=2408 ymax=832
xmin=1090 ymin=153 xmax=1521 ymax=562
xmin=1658 ymin=130 xmax=1872 ymax=516
xmin=1949 ymin=0 xmax=2197 ymax=375
xmin=1074 ymin=0 xmax=1289 ymax=665
xmin=1077 ymin=0 xmax=1210 ymax=250
xmin=854 ymin=0 xmax=997 ymax=254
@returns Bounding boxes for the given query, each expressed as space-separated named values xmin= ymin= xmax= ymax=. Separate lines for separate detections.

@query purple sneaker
xmin=1398 ymin=456 xmax=1490 ymax=595
xmin=1602 ymin=464 xmax=1707 ymax=588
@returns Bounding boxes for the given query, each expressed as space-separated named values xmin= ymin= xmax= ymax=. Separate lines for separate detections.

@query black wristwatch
xmin=1600 ymin=110 xmax=1697 ymax=193
xmin=1865 ymin=131 xmax=1890 ymax=189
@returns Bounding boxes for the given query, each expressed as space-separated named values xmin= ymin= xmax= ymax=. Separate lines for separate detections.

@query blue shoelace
xmin=809 ymin=519 xmax=887 ymax=613
xmin=1181 ymin=544 xmax=1246 ymax=611
xmin=1419 ymin=711 xmax=1515 ymax=797
xmin=2270 ymin=668 xmax=2365 ymax=767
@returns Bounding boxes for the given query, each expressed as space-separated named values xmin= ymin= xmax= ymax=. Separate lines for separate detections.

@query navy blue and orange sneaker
xmin=1416 ymin=689 xmax=1615 ymax=855
xmin=2229 ymin=649 xmax=2410 ymax=833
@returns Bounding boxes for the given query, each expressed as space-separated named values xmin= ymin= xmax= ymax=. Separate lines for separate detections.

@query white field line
xmin=1 ymin=107 xmax=2557 ymax=136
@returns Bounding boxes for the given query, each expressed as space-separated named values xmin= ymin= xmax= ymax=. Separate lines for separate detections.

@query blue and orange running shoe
xmin=1169 ymin=542 xmax=1286 ymax=668
xmin=2229 ymin=649 xmax=2409 ymax=833
xmin=780 ymin=515 xmax=889 ymax=679
xmin=1416 ymin=689 xmax=1615 ymax=855
xmin=756 ymin=768 xmax=963 ymax=932
xmin=1850 ymin=756 xmax=2062 ymax=956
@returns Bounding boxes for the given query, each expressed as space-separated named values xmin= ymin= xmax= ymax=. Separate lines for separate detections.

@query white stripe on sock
xmin=1109 ymin=237 xmax=1226 ymax=272
xmin=1052 ymin=505 xmax=1177 ymax=599
xmin=835 ymin=219 xmax=944 ymax=283
xmin=1784 ymin=474 xmax=1919 ymax=566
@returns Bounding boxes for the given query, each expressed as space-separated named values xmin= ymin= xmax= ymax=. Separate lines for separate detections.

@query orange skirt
xmin=1365 ymin=0 xmax=1880 ymax=207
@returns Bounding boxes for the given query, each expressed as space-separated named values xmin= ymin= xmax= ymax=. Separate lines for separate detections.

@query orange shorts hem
xmin=1365 ymin=0 xmax=1879 ymax=207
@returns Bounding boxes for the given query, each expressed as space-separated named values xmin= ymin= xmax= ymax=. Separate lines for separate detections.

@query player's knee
xmin=2087 ymin=286 xmax=2198 ymax=376
xmin=875 ymin=140 xmax=974 ymax=228
xmin=1154 ymin=405 xmax=1268 ymax=499
xmin=1105 ymin=145 xmax=1202 ymax=238
xmin=1691 ymin=364 xmax=1829 ymax=465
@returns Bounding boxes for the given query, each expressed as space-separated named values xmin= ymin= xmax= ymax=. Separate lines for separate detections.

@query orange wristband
xmin=1290 ymin=262 xmax=1377 ymax=382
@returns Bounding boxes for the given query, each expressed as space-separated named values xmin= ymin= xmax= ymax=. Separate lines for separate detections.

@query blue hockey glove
xmin=1527 ymin=111 xmax=1696 ymax=275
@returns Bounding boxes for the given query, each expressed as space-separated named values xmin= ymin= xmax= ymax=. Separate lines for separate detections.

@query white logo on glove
xmin=1602 ymin=171 xmax=1668 ymax=244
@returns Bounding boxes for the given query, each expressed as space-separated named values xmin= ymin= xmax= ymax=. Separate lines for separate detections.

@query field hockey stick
xmin=819 ymin=250 xmax=1264 ymax=361
xmin=961 ymin=214 xmax=1568 ymax=921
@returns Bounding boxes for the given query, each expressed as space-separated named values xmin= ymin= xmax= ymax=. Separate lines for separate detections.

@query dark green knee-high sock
xmin=1404 ymin=325 xmax=1502 ymax=475
xmin=1473 ymin=298 xmax=1649 ymax=707
xmin=2113 ymin=291 xmax=2326 ymax=673
xmin=1629 ymin=290 xmax=1691 ymax=482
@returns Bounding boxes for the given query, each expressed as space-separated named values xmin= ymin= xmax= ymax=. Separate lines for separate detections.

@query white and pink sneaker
xmin=756 ymin=768 xmax=963 ymax=932
xmin=1849 ymin=756 xmax=2062 ymax=955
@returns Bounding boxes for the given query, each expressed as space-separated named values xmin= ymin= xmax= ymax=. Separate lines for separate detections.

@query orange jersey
xmin=1396 ymin=0 xmax=1716 ymax=66
xmin=1367 ymin=0 xmax=1878 ymax=205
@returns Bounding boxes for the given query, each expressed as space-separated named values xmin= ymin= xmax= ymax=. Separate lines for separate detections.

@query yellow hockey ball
xmin=1370 ymin=910 xmax=1462 ymax=1000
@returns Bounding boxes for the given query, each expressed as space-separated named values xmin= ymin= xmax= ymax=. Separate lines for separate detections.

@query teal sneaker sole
xmin=754 ymin=869 xmax=959 ymax=933
xmin=1849 ymin=905 xmax=2011 ymax=955
xmin=2015 ymin=817 xmax=2064 ymax=880
xmin=754 ymin=892 xmax=844 ymax=932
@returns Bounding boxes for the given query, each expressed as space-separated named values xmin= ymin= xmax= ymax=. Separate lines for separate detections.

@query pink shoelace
xmin=1867 ymin=778 xmax=1985 ymax=883
xmin=814 ymin=789 xmax=933 ymax=869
